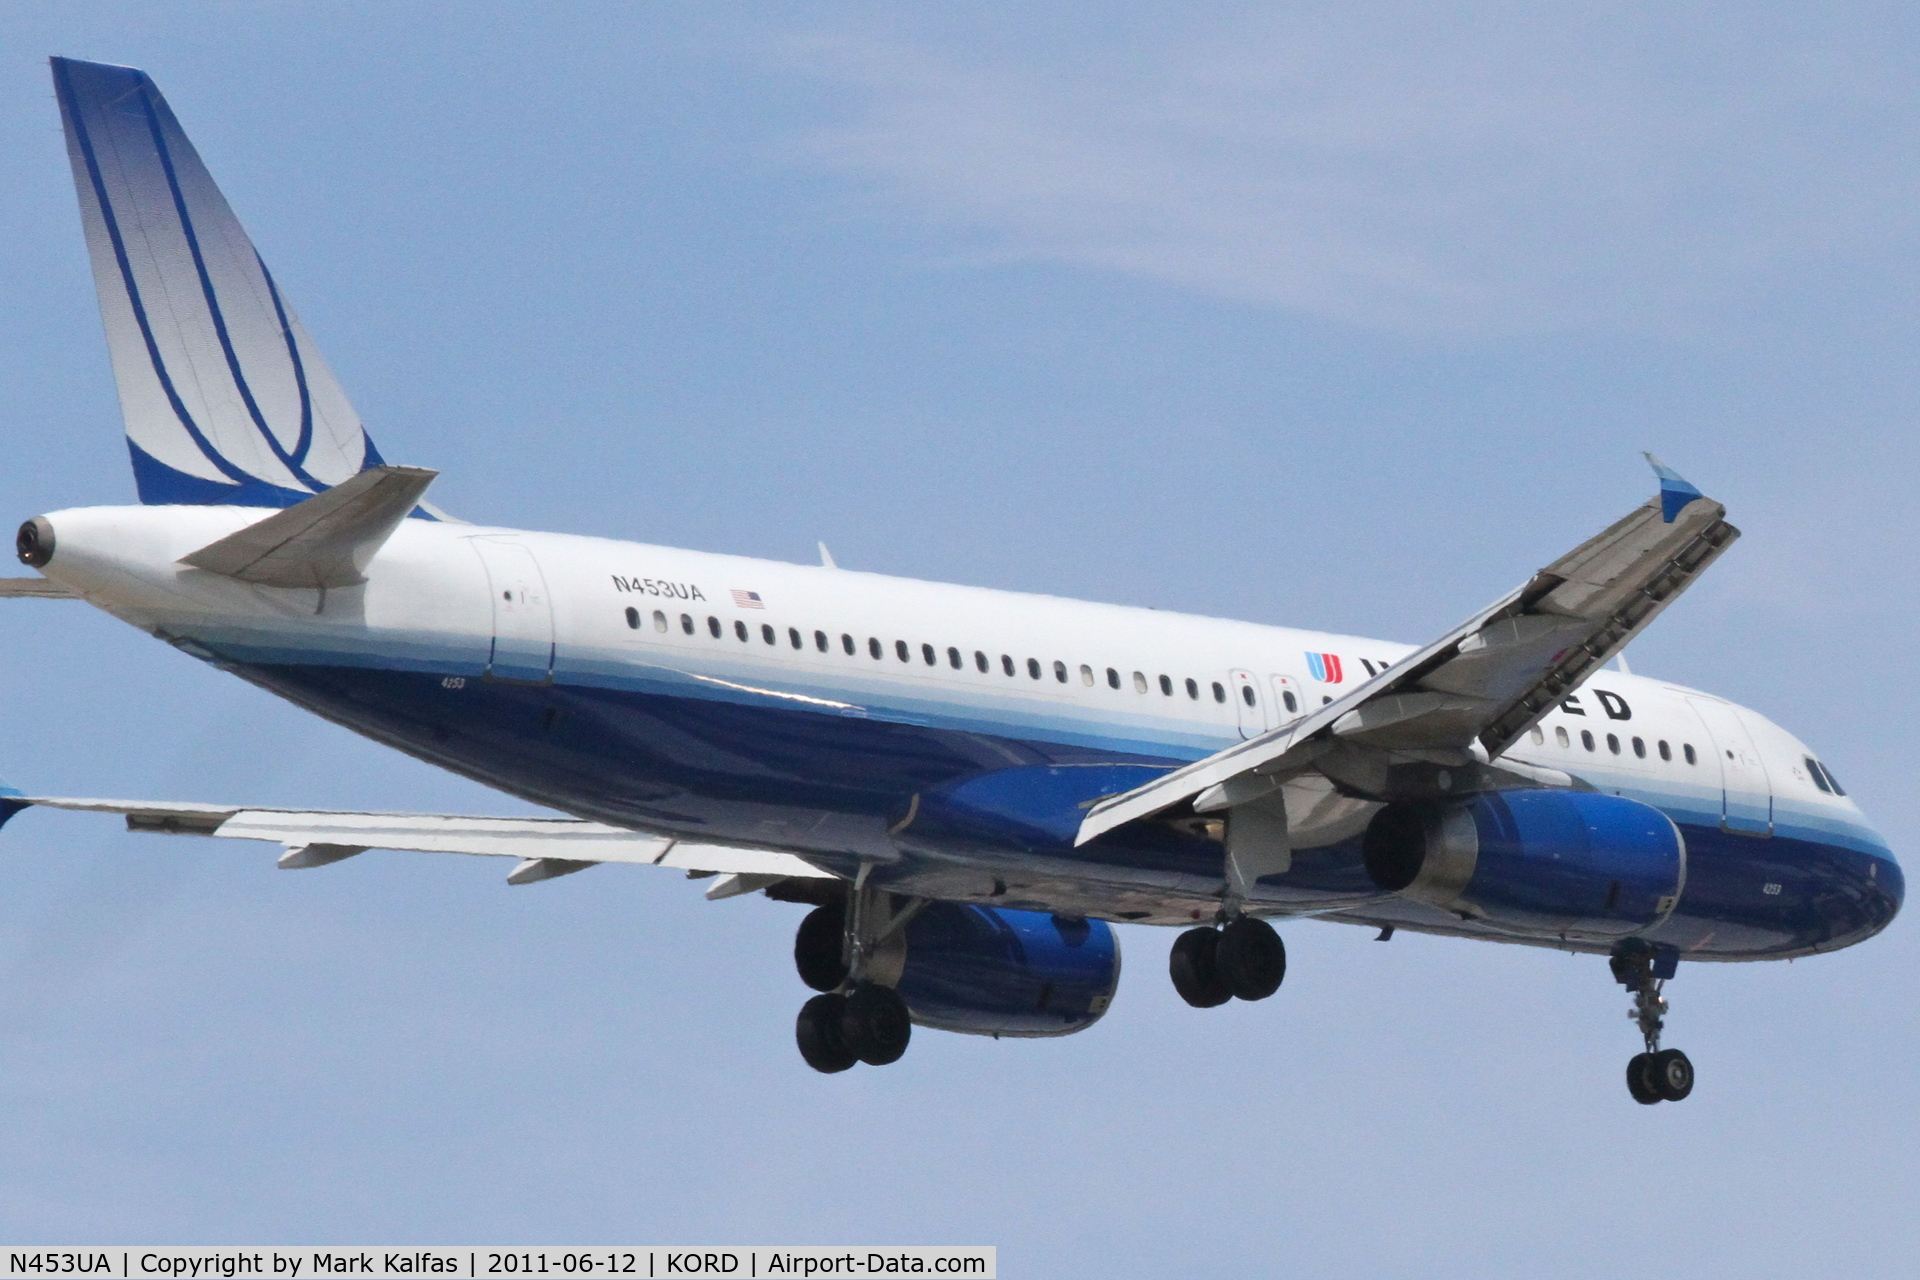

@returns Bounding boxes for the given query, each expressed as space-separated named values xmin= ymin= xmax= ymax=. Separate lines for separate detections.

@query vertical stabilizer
xmin=51 ymin=57 xmax=385 ymax=507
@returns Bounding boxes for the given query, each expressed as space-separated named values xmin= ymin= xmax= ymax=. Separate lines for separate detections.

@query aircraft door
xmin=1685 ymin=697 xmax=1773 ymax=836
xmin=1229 ymin=669 xmax=1265 ymax=739
xmin=1269 ymin=674 xmax=1304 ymax=726
xmin=469 ymin=538 xmax=555 ymax=683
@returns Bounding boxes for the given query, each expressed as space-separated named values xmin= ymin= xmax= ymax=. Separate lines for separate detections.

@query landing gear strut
xmin=1611 ymin=939 xmax=1693 ymax=1104
xmin=1170 ymin=917 xmax=1286 ymax=1007
xmin=791 ymin=872 xmax=922 ymax=1074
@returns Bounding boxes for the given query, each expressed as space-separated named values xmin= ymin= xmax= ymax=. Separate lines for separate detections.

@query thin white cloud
xmin=772 ymin=9 xmax=1920 ymax=337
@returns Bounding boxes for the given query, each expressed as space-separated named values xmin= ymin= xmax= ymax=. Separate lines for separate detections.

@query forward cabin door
xmin=1229 ymin=669 xmax=1266 ymax=739
xmin=470 ymin=538 xmax=555 ymax=684
xmin=1686 ymin=696 xmax=1773 ymax=836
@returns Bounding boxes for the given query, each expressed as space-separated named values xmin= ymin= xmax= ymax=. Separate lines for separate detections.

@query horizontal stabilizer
xmin=0 ymin=578 xmax=78 ymax=599
xmin=179 ymin=465 xmax=436 ymax=588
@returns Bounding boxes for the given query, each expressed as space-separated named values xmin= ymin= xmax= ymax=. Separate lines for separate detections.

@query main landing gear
xmin=1169 ymin=917 xmax=1286 ymax=1008
xmin=1611 ymin=938 xmax=1694 ymax=1105
xmin=791 ymin=876 xmax=923 ymax=1074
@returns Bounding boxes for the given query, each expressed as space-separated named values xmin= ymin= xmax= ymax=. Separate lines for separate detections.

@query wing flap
xmin=1076 ymin=460 xmax=1738 ymax=845
xmin=16 ymin=797 xmax=835 ymax=881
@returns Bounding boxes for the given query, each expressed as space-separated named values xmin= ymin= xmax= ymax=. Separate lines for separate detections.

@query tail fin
xmin=51 ymin=57 xmax=385 ymax=508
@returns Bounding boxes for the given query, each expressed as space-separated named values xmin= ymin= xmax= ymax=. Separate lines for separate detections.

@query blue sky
xmin=1 ymin=3 xmax=1917 ymax=1273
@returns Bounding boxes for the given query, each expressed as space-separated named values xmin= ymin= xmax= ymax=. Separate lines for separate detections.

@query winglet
xmin=0 ymin=778 xmax=28 ymax=831
xmin=1644 ymin=453 xmax=1706 ymax=523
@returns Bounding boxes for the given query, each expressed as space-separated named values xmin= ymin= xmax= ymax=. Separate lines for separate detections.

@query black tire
xmin=1651 ymin=1048 xmax=1694 ymax=1102
xmin=794 ymin=903 xmax=848 ymax=993
xmin=796 ymin=993 xmax=858 ymax=1073
xmin=1169 ymin=927 xmax=1232 ymax=1008
xmin=841 ymin=982 xmax=913 ymax=1066
xmin=1626 ymin=1052 xmax=1662 ymax=1105
xmin=1217 ymin=918 xmax=1286 ymax=1001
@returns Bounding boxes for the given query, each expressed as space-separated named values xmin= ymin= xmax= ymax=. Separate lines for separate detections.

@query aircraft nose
xmin=16 ymin=516 xmax=54 ymax=567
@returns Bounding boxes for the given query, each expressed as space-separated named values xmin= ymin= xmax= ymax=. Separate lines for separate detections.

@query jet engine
xmin=1361 ymin=789 xmax=1685 ymax=942
xmin=796 ymin=901 xmax=1121 ymax=1038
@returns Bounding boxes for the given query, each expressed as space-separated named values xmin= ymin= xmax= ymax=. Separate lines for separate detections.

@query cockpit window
xmin=1816 ymin=759 xmax=1846 ymax=796
xmin=1805 ymin=756 xmax=1832 ymax=794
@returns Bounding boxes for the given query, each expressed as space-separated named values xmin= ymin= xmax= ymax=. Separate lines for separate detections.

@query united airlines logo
xmin=1305 ymin=652 xmax=1344 ymax=683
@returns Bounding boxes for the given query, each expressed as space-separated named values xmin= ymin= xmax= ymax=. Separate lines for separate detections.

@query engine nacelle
xmin=1362 ymin=789 xmax=1685 ymax=942
xmin=894 ymin=903 xmax=1121 ymax=1038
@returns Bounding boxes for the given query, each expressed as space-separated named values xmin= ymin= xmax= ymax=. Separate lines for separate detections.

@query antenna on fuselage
xmin=818 ymin=542 xmax=838 ymax=569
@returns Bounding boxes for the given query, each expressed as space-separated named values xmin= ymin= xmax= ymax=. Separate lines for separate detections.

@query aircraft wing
xmin=6 ymin=795 xmax=836 ymax=897
xmin=1076 ymin=457 xmax=1739 ymax=844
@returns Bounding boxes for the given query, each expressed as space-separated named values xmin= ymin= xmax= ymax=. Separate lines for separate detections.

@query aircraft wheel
xmin=794 ymin=903 xmax=848 ymax=992
xmin=1217 ymin=918 xmax=1286 ymax=1001
xmin=841 ymin=982 xmax=912 ymax=1066
xmin=1651 ymin=1048 xmax=1694 ymax=1102
xmin=1626 ymin=1052 xmax=1662 ymax=1105
xmin=1169 ymin=927 xmax=1232 ymax=1008
xmin=796 ymin=993 xmax=858 ymax=1073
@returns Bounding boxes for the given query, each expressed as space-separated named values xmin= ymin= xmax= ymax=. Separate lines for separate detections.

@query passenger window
xmin=1185 ymin=678 xmax=1199 ymax=699
xmin=682 ymin=614 xmax=695 ymax=635
xmin=869 ymin=637 xmax=883 ymax=659
xmin=949 ymin=647 xmax=964 ymax=670
xmin=1282 ymin=692 xmax=1298 ymax=713
xmin=762 ymin=624 xmax=777 ymax=645
xmin=625 ymin=607 xmax=640 ymax=630
xmin=1054 ymin=660 xmax=1068 ymax=682
xmin=1606 ymin=733 xmax=1620 ymax=754
xmin=1002 ymin=654 xmax=1016 ymax=676
xmin=789 ymin=627 xmax=803 ymax=649
xmin=1658 ymin=740 xmax=1671 ymax=761
xmin=1683 ymin=743 xmax=1697 ymax=765
xmin=1212 ymin=682 xmax=1226 ymax=703
xmin=654 ymin=610 xmax=669 ymax=633
xmin=735 ymin=620 xmax=750 ymax=642
xmin=1529 ymin=727 xmax=1544 ymax=745
xmin=1108 ymin=667 xmax=1121 ymax=689
xmin=1081 ymin=664 xmax=1095 ymax=686
xmin=1632 ymin=737 xmax=1646 ymax=758
xmin=1241 ymin=685 xmax=1256 ymax=707
xmin=926 ymin=644 xmax=940 ymax=667
xmin=815 ymin=630 xmax=829 ymax=652
xmin=1555 ymin=726 xmax=1570 ymax=747
xmin=975 ymin=651 xmax=989 ymax=673
xmin=1581 ymin=730 xmax=1595 ymax=751
xmin=1158 ymin=674 xmax=1173 ymax=696
xmin=1027 ymin=658 xmax=1042 ymax=679
xmin=708 ymin=616 xmax=722 ymax=638
xmin=1134 ymin=672 xmax=1149 ymax=694
xmin=842 ymin=633 xmax=856 ymax=655
xmin=896 ymin=640 xmax=910 ymax=662
xmin=1805 ymin=755 xmax=1832 ymax=793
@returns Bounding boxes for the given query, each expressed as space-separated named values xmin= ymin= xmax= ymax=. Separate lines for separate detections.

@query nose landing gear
xmin=1612 ymin=939 xmax=1693 ymax=1104
xmin=791 ymin=874 xmax=923 ymax=1074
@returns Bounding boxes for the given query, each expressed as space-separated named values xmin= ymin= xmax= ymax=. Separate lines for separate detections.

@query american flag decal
xmin=731 ymin=589 xmax=766 ymax=609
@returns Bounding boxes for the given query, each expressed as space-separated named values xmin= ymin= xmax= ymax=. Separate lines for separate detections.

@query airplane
xmin=5 ymin=57 xmax=1898 ymax=1103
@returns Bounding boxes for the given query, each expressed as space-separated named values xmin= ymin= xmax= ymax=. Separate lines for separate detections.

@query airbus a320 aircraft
xmin=9 ymin=58 xmax=1899 ymax=1102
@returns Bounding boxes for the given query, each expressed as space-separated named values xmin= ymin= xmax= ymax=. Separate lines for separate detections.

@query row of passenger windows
xmin=625 ymin=607 xmax=1248 ymax=705
xmin=1530 ymin=723 xmax=1697 ymax=765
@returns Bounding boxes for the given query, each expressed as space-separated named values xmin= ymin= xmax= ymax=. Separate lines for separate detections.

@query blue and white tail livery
xmin=5 ymin=58 xmax=1900 ymax=1099
xmin=51 ymin=57 xmax=383 ymax=508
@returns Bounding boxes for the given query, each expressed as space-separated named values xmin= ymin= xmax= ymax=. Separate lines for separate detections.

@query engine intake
xmin=1362 ymin=789 xmax=1685 ymax=942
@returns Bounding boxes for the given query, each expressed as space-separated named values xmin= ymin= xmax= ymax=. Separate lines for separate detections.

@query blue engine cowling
xmin=1361 ymin=789 xmax=1685 ymax=942
xmin=893 ymin=903 xmax=1121 ymax=1038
